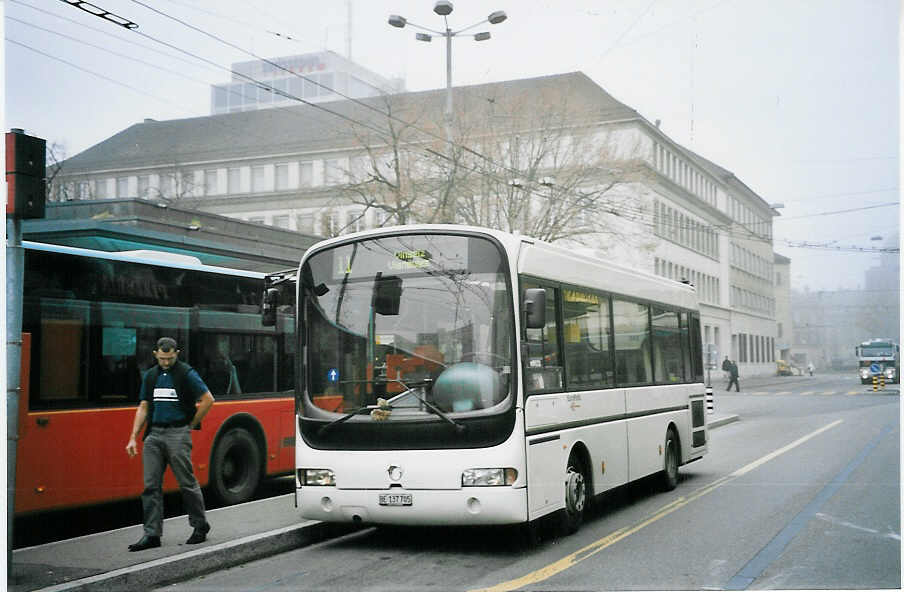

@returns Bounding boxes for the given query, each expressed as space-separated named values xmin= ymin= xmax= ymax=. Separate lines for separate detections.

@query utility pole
xmin=6 ymin=128 xmax=46 ymax=573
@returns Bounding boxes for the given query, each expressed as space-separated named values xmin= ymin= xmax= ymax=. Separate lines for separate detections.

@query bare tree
xmin=154 ymin=164 xmax=205 ymax=209
xmin=45 ymin=141 xmax=68 ymax=202
xmin=331 ymin=83 xmax=656 ymax=248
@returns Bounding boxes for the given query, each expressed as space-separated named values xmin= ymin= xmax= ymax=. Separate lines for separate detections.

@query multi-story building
xmin=773 ymin=253 xmax=793 ymax=362
xmin=53 ymin=70 xmax=782 ymax=377
xmin=791 ymin=231 xmax=900 ymax=370
xmin=210 ymin=51 xmax=404 ymax=115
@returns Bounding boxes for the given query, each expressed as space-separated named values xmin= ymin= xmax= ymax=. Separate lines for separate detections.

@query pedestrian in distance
xmin=726 ymin=360 xmax=740 ymax=392
xmin=125 ymin=337 xmax=215 ymax=552
xmin=807 ymin=362 xmax=815 ymax=376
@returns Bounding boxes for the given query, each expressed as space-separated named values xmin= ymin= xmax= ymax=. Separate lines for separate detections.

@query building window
xmin=324 ymin=159 xmax=342 ymax=185
xmin=251 ymin=166 xmax=266 ymax=192
xmin=272 ymin=214 xmax=290 ymax=229
xmin=228 ymin=168 xmax=241 ymax=194
xmin=248 ymin=216 xmax=265 ymax=224
xmin=297 ymin=213 xmax=315 ymax=233
xmin=95 ymin=179 xmax=109 ymax=199
xmin=137 ymin=176 xmax=149 ymax=198
xmin=321 ymin=210 xmax=339 ymax=236
xmin=204 ymin=169 xmax=218 ymax=195
xmin=159 ymin=174 xmax=173 ymax=198
xmin=275 ymin=163 xmax=289 ymax=191
xmin=116 ymin=177 xmax=130 ymax=198
xmin=78 ymin=181 xmax=92 ymax=200
xmin=299 ymin=162 xmax=313 ymax=187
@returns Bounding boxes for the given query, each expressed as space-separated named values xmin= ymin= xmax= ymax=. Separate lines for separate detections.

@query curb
xmin=35 ymin=522 xmax=360 ymax=592
xmin=708 ymin=414 xmax=739 ymax=429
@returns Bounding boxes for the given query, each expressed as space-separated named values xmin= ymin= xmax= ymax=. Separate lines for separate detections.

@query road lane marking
xmin=725 ymin=423 xmax=893 ymax=590
xmin=470 ymin=420 xmax=844 ymax=592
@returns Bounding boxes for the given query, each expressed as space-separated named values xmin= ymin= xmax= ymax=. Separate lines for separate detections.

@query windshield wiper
xmin=315 ymin=377 xmax=464 ymax=434
xmin=317 ymin=402 xmax=386 ymax=435
xmin=387 ymin=379 xmax=465 ymax=432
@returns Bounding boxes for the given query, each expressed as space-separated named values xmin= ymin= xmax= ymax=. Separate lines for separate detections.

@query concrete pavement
xmin=10 ymin=408 xmax=743 ymax=592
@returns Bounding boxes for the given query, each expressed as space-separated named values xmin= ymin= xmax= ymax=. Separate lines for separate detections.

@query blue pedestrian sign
xmin=870 ymin=362 xmax=881 ymax=375
xmin=327 ymin=368 xmax=340 ymax=383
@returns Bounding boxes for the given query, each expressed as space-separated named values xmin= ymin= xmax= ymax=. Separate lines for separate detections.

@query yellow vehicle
xmin=776 ymin=359 xmax=793 ymax=376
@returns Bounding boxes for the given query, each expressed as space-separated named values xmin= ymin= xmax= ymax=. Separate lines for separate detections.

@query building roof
xmin=774 ymin=252 xmax=791 ymax=264
xmin=23 ymin=198 xmax=320 ymax=270
xmin=60 ymin=72 xmax=640 ymax=174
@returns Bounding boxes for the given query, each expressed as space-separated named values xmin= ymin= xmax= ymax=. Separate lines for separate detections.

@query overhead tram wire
xmin=44 ymin=0 xmax=901 ymax=248
xmin=11 ymin=0 xmax=211 ymax=73
xmin=55 ymin=0 xmax=761 ymax=234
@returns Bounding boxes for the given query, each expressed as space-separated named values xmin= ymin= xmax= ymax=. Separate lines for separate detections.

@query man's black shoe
xmin=185 ymin=522 xmax=211 ymax=545
xmin=128 ymin=535 xmax=161 ymax=552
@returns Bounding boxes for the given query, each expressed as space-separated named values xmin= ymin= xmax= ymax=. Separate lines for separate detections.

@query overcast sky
xmin=4 ymin=0 xmax=899 ymax=292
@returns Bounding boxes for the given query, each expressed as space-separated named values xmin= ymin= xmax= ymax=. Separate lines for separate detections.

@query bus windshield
xmin=861 ymin=344 xmax=894 ymax=357
xmin=300 ymin=233 xmax=515 ymax=449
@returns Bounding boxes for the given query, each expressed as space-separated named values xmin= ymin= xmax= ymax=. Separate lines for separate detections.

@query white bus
xmin=275 ymin=225 xmax=708 ymax=535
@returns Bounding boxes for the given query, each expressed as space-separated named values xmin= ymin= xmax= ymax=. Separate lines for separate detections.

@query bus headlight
xmin=859 ymin=368 xmax=870 ymax=380
xmin=885 ymin=367 xmax=896 ymax=379
xmin=461 ymin=468 xmax=518 ymax=486
xmin=299 ymin=468 xmax=335 ymax=486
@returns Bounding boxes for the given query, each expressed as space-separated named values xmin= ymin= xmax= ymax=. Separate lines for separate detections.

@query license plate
xmin=378 ymin=493 xmax=413 ymax=506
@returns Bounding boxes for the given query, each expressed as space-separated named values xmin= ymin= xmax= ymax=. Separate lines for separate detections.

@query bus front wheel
xmin=560 ymin=457 xmax=587 ymax=535
xmin=210 ymin=427 xmax=262 ymax=505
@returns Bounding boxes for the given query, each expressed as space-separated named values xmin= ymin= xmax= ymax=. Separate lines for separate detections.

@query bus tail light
xmin=298 ymin=468 xmax=335 ymax=486
xmin=461 ymin=468 xmax=517 ymax=487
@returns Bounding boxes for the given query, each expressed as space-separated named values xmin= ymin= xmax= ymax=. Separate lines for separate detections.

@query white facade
xmin=57 ymin=72 xmax=782 ymax=378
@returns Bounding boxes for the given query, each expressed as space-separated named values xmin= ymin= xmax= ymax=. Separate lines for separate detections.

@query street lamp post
xmin=389 ymin=3 xmax=507 ymax=144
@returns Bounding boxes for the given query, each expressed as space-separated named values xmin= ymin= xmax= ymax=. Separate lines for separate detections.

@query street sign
xmin=870 ymin=362 xmax=881 ymax=375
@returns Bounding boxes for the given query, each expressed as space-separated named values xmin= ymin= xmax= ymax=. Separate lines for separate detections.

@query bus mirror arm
xmin=523 ymin=288 xmax=546 ymax=329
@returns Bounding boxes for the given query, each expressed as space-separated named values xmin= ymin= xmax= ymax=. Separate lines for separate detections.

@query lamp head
xmin=388 ymin=14 xmax=406 ymax=28
xmin=488 ymin=10 xmax=507 ymax=24
xmin=433 ymin=1 xmax=453 ymax=16
xmin=474 ymin=31 xmax=490 ymax=41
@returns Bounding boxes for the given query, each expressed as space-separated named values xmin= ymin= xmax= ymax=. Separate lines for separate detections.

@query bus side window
xmin=613 ymin=298 xmax=653 ymax=386
xmin=523 ymin=283 xmax=562 ymax=393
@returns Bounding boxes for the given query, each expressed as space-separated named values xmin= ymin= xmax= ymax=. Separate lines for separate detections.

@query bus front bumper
xmin=296 ymin=486 xmax=528 ymax=526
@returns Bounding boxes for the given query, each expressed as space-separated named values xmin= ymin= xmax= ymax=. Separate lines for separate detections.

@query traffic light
xmin=6 ymin=129 xmax=46 ymax=219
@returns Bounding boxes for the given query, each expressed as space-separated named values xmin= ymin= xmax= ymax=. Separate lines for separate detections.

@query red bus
xmin=15 ymin=241 xmax=296 ymax=515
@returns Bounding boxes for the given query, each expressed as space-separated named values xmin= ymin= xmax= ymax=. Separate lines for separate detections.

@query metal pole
xmin=7 ymin=216 xmax=24 ymax=574
xmin=444 ymin=28 xmax=453 ymax=144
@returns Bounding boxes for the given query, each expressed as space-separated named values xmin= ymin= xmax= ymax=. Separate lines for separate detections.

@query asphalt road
xmin=158 ymin=374 xmax=900 ymax=591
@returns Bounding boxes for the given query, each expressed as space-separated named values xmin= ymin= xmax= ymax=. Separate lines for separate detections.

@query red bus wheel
xmin=210 ymin=427 xmax=262 ymax=505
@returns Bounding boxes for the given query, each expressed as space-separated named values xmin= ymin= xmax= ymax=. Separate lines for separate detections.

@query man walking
xmin=125 ymin=337 xmax=215 ymax=551
xmin=726 ymin=360 xmax=740 ymax=392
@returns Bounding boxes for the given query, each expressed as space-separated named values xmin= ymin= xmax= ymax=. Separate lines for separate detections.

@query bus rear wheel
xmin=210 ymin=427 xmax=262 ymax=505
xmin=560 ymin=457 xmax=587 ymax=535
xmin=659 ymin=427 xmax=679 ymax=491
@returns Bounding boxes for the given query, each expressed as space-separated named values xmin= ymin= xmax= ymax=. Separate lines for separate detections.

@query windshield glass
xmin=861 ymin=345 xmax=894 ymax=357
xmin=299 ymin=232 xmax=515 ymax=448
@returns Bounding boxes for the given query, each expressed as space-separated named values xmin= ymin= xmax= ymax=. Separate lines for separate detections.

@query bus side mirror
xmin=373 ymin=274 xmax=402 ymax=316
xmin=524 ymin=288 xmax=546 ymax=329
xmin=261 ymin=287 xmax=279 ymax=326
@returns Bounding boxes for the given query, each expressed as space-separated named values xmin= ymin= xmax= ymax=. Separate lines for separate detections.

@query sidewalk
xmin=10 ymin=411 xmax=741 ymax=592
xmin=9 ymin=494 xmax=356 ymax=592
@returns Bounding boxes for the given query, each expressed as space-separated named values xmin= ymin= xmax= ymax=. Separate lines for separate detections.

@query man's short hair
xmin=154 ymin=337 xmax=179 ymax=352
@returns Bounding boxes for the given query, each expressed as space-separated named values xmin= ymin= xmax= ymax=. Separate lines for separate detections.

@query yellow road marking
xmin=471 ymin=419 xmax=844 ymax=592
